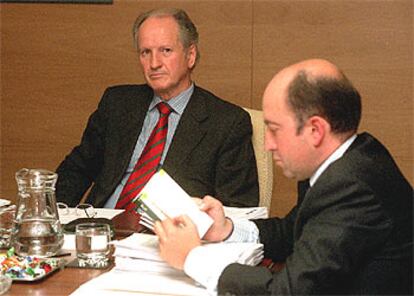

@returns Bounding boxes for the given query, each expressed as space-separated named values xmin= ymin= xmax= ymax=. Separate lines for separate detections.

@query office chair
xmin=243 ymin=107 xmax=273 ymax=210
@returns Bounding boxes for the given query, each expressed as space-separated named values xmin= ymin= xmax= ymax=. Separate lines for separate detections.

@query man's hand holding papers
xmin=69 ymin=170 xmax=267 ymax=295
xmin=155 ymin=215 xmax=201 ymax=269
xmin=196 ymin=196 xmax=234 ymax=242
xmin=132 ymin=169 xmax=213 ymax=238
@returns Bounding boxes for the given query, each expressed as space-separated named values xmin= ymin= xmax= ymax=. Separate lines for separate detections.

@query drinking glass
xmin=75 ymin=223 xmax=111 ymax=267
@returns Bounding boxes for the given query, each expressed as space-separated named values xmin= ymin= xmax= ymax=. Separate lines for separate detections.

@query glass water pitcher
xmin=10 ymin=168 xmax=64 ymax=257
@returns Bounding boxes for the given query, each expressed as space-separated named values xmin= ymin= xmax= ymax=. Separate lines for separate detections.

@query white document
xmin=113 ymin=233 xmax=263 ymax=271
xmin=69 ymin=269 xmax=209 ymax=296
xmin=223 ymin=206 xmax=269 ymax=220
xmin=62 ymin=234 xmax=76 ymax=250
xmin=132 ymin=169 xmax=213 ymax=238
xmin=0 ymin=199 xmax=11 ymax=207
xmin=71 ymin=233 xmax=263 ymax=296
xmin=112 ymin=232 xmax=161 ymax=262
xmin=115 ymin=256 xmax=180 ymax=275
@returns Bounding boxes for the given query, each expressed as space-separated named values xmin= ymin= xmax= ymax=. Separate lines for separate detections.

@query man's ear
xmin=187 ymin=44 xmax=197 ymax=69
xmin=307 ymin=116 xmax=329 ymax=147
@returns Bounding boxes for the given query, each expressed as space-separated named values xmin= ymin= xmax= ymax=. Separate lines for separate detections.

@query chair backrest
xmin=243 ymin=107 xmax=273 ymax=210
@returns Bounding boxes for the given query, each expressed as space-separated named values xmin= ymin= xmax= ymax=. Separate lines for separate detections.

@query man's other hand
xmin=199 ymin=195 xmax=233 ymax=242
xmin=154 ymin=215 xmax=201 ymax=270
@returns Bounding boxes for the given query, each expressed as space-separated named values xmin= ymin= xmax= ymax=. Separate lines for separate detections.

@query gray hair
xmin=132 ymin=8 xmax=200 ymax=68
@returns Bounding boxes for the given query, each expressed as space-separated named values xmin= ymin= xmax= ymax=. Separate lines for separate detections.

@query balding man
xmin=154 ymin=59 xmax=413 ymax=295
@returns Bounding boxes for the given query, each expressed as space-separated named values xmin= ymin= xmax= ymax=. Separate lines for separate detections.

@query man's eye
xmin=267 ymin=126 xmax=278 ymax=134
xmin=162 ymin=48 xmax=172 ymax=55
xmin=140 ymin=49 xmax=150 ymax=56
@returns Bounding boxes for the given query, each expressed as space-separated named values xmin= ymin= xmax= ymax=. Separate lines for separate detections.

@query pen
xmin=245 ymin=209 xmax=257 ymax=215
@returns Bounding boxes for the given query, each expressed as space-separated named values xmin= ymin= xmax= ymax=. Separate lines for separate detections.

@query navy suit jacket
xmin=56 ymin=84 xmax=259 ymax=208
xmin=219 ymin=132 xmax=413 ymax=295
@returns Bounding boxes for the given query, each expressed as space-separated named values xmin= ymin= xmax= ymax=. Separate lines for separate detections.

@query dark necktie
xmin=115 ymin=102 xmax=172 ymax=210
xmin=297 ymin=179 xmax=310 ymax=205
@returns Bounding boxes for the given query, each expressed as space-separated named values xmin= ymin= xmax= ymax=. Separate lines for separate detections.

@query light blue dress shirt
xmin=104 ymin=84 xmax=194 ymax=208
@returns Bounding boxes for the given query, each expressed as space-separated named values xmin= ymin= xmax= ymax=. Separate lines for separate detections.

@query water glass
xmin=0 ymin=205 xmax=16 ymax=249
xmin=75 ymin=223 xmax=111 ymax=267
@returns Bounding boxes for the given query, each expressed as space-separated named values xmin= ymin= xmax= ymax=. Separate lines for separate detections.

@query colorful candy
xmin=0 ymin=248 xmax=59 ymax=280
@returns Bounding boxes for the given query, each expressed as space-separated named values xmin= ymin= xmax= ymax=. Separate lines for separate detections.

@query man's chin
xmin=282 ymin=171 xmax=296 ymax=179
xmin=147 ymin=84 xmax=171 ymax=98
xmin=279 ymin=167 xmax=295 ymax=179
xmin=147 ymin=82 xmax=166 ymax=91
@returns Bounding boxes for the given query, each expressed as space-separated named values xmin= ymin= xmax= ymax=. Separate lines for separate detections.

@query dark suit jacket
xmin=56 ymin=84 xmax=259 ymax=208
xmin=218 ymin=132 xmax=413 ymax=295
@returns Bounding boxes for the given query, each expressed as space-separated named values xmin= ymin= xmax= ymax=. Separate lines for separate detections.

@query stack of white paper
xmin=71 ymin=232 xmax=264 ymax=296
xmin=69 ymin=269 xmax=209 ymax=296
xmin=112 ymin=232 xmax=161 ymax=262
xmin=112 ymin=233 xmax=263 ymax=279
xmin=223 ymin=206 xmax=269 ymax=220
xmin=71 ymin=233 xmax=209 ymax=295
xmin=0 ymin=199 xmax=11 ymax=207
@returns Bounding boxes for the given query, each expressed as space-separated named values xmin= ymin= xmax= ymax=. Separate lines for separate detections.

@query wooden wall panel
xmin=252 ymin=0 xmax=413 ymax=217
xmin=0 ymin=0 xmax=252 ymax=202
xmin=1 ymin=0 xmax=412 ymax=218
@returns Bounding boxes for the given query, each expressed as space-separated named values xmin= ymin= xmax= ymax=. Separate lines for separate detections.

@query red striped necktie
xmin=115 ymin=102 xmax=172 ymax=210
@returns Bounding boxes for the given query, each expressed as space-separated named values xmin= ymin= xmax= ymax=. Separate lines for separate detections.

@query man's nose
xmin=264 ymin=130 xmax=277 ymax=152
xmin=150 ymin=52 xmax=161 ymax=69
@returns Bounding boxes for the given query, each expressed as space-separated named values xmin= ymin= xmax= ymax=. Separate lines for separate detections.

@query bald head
xmin=264 ymin=58 xmax=361 ymax=135
xmin=266 ymin=59 xmax=343 ymax=100
xmin=282 ymin=59 xmax=343 ymax=80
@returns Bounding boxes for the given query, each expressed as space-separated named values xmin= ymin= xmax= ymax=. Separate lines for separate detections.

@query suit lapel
xmin=163 ymin=87 xmax=209 ymax=176
xmin=115 ymin=87 xmax=153 ymax=178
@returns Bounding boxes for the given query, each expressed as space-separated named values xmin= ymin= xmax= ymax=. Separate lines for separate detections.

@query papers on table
xmin=223 ymin=206 xmax=268 ymax=220
xmin=112 ymin=232 xmax=161 ymax=262
xmin=67 ymin=166 xmax=268 ymax=295
xmin=69 ymin=197 xmax=267 ymax=296
xmin=112 ymin=233 xmax=264 ymax=277
xmin=72 ymin=232 xmax=262 ymax=296
xmin=70 ymin=233 xmax=209 ymax=295
xmin=111 ymin=233 xmax=207 ymax=294
xmin=69 ymin=269 xmax=209 ymax=296
xmin=132 ymin=169 xmax=213 ymax=238
xmin=62 ymin=234 xmax=76 ymax=250
xmin=111 ymin=232 xmax=265 ymax=267
xmin=0 ymin=199 xmax=11 ymax=208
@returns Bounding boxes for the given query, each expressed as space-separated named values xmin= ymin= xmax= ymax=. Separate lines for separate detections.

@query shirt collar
xmin=309 ymin=134 xmax=357 ymax=187
xmin=149 ymin=83 xmax=194 ymax=115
